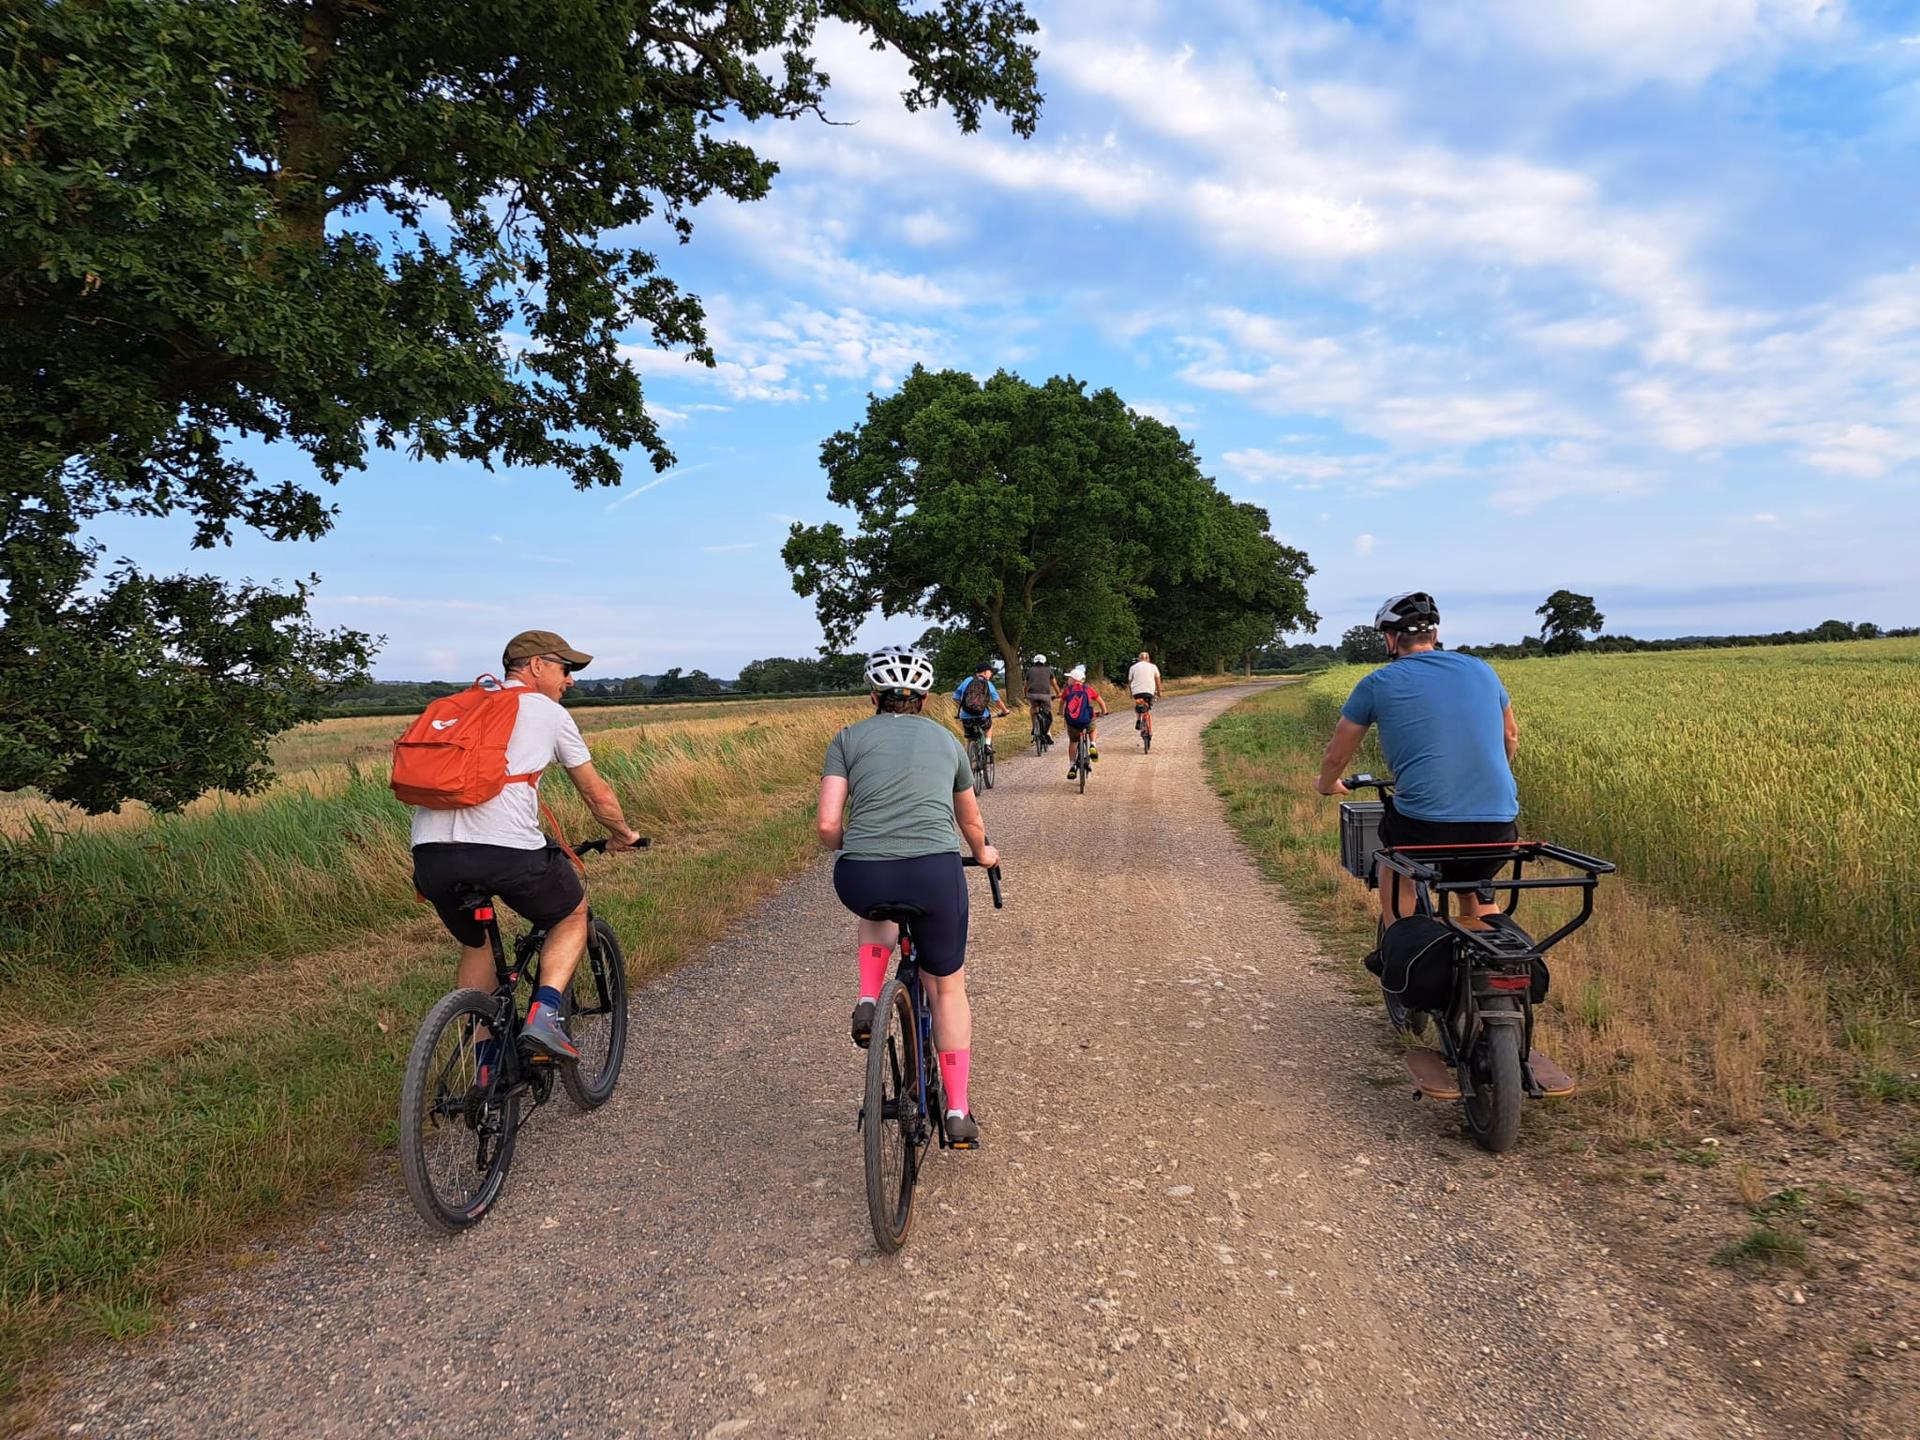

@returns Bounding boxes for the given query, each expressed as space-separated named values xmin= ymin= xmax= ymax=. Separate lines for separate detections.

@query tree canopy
xmin=1338 ymin=625 xmax=1389 ymax=664
xmin=1535 ymin=590 xmax=1606 ymax=654
xmin=1 ymin=0 xmax=1041 ymax=810
xmin=782 ymin=367 xmax=1316 ymax=679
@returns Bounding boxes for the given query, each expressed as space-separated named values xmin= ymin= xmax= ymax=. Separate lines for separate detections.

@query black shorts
xmin=833 ymin=852 xmax=970 ymax=977
xmin=1132 ymin=692 xmax=1155 ymax=709
xmin=1378 ymin=801 xmax=1519 ymax=884
xmin=959 ymin=714 xmax=992 ymax=735
xmin=413 ymin=842 xmax=585 ymax=947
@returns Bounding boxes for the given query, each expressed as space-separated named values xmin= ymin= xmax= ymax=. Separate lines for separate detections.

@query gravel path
xmin=49 ymin=686 xmax=1767 ymax=1438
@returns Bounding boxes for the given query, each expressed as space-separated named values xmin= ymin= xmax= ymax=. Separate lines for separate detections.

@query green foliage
xmin=783 ymin=367 xmax=1314 ymax=678
xmin=1339 ymin=625 xmax=1389 ymax=664
xmin=649 ymin=666 xmax=723 ymax=699
xmin=1 ymin=0 xmax=1041 ymax=811
xmin=1536 ymin=590 xmax=1606 ymax=653
xmin=1711 ymin=1224 xmax=1813 ymax=1272
xmin=734 ymin=652 xmax=866 ymax=694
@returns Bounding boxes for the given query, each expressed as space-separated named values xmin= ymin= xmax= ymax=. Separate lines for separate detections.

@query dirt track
xmin=49 ymin=686 xmax=1773 ymax=1438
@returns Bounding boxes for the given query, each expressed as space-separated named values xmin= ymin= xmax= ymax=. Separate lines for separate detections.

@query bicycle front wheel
xmin=561 ymin=917 xmax=629 ymax=1110
xmin=863 ymin=978 xmax=922 ymax=1252
xmin=400 ymin=988 xmax=521 ymax=1232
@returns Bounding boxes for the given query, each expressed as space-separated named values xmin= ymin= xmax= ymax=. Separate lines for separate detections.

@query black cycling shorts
xmin=1132 ymin=692 xmax=1155 ymax=708
xmin=833 ymin=852 xmax=970 ymax=977
xmin=1378 ymin=801 xmax=1519 ymax=884
xmin=413 ymin=841 xmax=585 ymax=947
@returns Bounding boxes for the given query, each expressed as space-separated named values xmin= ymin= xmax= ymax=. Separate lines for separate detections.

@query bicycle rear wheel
xmin=1077 ymin=735 xmax=1088 ymax=793
xmin=984 ymin=744 xmax=996 ymax=789
xmin=1143 ymin=715 xmax=1152 ymax=753
xmin=400 ymin=988 xmax=521 ymax=1232
xmin=863 ymin=978 xmax=922 ymax=1252
xmin=1464 ymin=1018 xmax=1524 ymax=1154
xmin=1033 ymin=715 xmax=1045 ymax=758
xmin=561 ymin=917 xmax=629 ymax=1110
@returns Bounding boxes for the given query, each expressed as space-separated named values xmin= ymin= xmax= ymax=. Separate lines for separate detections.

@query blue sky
xmin=100 ymin=0 xmax=1920 ymax=677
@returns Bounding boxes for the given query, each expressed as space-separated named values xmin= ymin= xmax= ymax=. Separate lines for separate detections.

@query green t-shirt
xmin=823 ymin=713 xmax=973 ymax=861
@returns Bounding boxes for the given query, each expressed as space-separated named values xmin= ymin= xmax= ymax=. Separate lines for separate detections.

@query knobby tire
xmin=864 ymin=979 xmax=921 ymax=1252
xmin=400 ymin=988 xmax=521 ymax=1233
xmin=560 ymin=917 xmax=629 ymax=1110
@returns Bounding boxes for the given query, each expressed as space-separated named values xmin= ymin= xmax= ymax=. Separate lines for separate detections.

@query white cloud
xmin=1409 ymin=0 xmax=1842 ymax=88
xmin=329 ymin=595 xmax=505 ymax=613
xmin=706 ymin=194 xmax=966 ymax=309
xmin=1354 ymin=532 xmax=1377 ymax=556
xmin=1752 ymin=511 xmax=1784 ymax=526
xmin=623 ymin=299 xmax=949 ymax=402
xmin=702 ymin=542 xmax=758 ymax=553
xmin=898 ymin=208 xmax=968 ymax=247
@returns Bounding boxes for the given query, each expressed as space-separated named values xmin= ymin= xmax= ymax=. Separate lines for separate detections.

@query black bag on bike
xmin=1379 ymin=915 xmax=1454 ymax=1011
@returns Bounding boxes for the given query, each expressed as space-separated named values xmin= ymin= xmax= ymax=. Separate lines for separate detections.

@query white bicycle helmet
xmin=863 ymin=645 xmax=935 ymax=695
xmin=1032 ymin=653 xmax=1047 ymax=664
xmin=1375 ymin=591 xmax=1440 ymax=633
xmin=1068 ymin=664 xmax=1087 ymax=681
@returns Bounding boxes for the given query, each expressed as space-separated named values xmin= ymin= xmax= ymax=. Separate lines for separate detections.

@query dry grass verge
xmin=0 ymin=696 xmax=869 ymax=1411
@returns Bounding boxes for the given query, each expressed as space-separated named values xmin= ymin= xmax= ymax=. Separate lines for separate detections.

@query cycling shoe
xmin=851 ymin=999 xmax=876 ymax=1048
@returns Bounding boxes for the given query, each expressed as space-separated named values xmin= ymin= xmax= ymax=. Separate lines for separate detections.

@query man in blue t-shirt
xmin=1315 ymin=591 xmax=1520 ymax=928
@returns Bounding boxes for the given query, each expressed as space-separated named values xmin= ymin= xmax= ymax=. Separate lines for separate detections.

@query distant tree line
xmin=1455 ymin=592 xmax=1911 ymax=659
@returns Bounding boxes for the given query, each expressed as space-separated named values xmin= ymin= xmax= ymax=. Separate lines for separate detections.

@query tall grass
xmin=1299 ymin=637 xmax=1919 ymax=981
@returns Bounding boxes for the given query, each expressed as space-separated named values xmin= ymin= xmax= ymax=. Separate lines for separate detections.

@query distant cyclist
xmin=1127 ymin=650 xmax=1162 ymax=732
xmin=408 ymin=630 xmax=645 ymax=1068
xmin=1315 ymin=593 xmax=1519 ymax=929
xmin=953 ymin=659 xmax=1011 ymax=752
xmin=819 ymin=646 xmax=999 ymax=1147
xmin=1024 ymin=652 xmax=1060 ymax=749
xmin=1060 ymin=665 xmax=1108 ymax=780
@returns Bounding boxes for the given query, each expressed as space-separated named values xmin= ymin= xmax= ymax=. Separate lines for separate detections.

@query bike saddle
xmin=453 ymin=883 xmax=494 ymax=911
xmin=863 ymin=901 xmax=926 ymax=923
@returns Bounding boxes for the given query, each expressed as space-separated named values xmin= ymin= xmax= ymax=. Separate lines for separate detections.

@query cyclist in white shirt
xmin=1128 ymin=651 xmax=1162 ymax=731
xmin=411 ymin=629 xmax=644 ymax=1063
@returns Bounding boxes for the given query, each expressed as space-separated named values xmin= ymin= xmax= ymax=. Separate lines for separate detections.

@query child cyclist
xmin=1060 ymin=665 xmax=1108 ymax=780
xmin=953 ymin=658 xmax=1011 ymax=752
xmin=817 ymin=646 xmax=999 ymax=1147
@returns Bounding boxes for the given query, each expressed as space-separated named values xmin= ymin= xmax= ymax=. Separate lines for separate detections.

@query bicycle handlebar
xmin=570 ymin=836 xmax=652 ymax=856
xmin=960 ymin=855 xmax=1005 ymax=908
xmin=1341 ymin=773 xmax=1393 ymax=794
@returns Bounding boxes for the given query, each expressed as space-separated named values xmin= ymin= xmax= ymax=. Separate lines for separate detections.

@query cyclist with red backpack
xmin=398 ymin=630 xmax=645 ymax=1065
xmin=1060 ymin=665 xmax=1107 ymax=780
xmin=952 ymin=660 xmax=1011 ymax=751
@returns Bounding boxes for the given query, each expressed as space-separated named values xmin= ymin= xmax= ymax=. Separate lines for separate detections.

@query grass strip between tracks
xmin=0 ymin=697 xmax=871 ymax=1411
xmin=1203 ymin=683 xmax=1919 ymax=1151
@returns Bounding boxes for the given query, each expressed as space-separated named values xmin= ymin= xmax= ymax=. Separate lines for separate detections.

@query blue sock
xmin=533 ymin=985 xmax=564 ymax=1015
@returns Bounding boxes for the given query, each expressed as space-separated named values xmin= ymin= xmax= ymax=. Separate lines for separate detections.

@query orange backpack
xmin=390 ymin=676 xmax=540 ymax=810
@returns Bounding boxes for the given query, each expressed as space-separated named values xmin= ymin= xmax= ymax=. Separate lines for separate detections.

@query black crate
xmin=1339 ymin=801 xmax=1384 ymax=885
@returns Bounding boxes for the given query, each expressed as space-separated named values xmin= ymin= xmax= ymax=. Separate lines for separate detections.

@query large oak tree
xmin=1 ymin=0 xmax=1040 ymax=812
xmin=782 ymin=366 xmax=1315 ymax=681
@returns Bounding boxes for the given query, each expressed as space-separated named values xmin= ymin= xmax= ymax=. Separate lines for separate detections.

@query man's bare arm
xmin=564 ymin=760 xmax=643 ymax=848
xmin=1315 ymin=718 xmax=1369 ymax=794
xmin=1503 ymin=704 xmax=1519 ymax=765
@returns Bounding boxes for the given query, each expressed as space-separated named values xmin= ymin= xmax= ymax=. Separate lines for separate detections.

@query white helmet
xmin=1068 ymin=664 xmax=1087 ymax=681
xmin=863 ymin=645 xmax=935 ymax=695
xmin=1032 ymin=653 xmax=1046 ymax=665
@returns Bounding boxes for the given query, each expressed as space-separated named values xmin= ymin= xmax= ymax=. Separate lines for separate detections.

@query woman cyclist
xmin=817 ymin=646 xmax=999 ymax=1146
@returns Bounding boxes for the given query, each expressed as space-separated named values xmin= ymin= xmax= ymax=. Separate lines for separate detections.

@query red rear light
xmin=1487 ymin=974 xmax=1530 ymax=992
xmin=474 ymin=906 xmax=494 ymax=921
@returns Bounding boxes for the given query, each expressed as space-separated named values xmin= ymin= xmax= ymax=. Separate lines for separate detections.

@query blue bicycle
xmin=857 ymin=857 xmax=1003 ymax=1253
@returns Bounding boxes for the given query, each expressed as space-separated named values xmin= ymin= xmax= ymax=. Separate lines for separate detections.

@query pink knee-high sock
xmin=857 ymin=943 xmax=892 ymax=1002
xmin=938 ymin=1049 xmax=970 ymax=1115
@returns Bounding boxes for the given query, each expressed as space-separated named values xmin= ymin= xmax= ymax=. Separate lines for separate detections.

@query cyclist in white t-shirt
xmin=411 ymin=629 xmax=644 ymax=1063
xmin=1127 ymin=651 xmax=1162 ymax=730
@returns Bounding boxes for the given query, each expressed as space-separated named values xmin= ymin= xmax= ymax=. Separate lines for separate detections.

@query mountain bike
xmin=856 ymin=856 xmax=1004 ymax=1253
xmin=1134 ymin=694 xmax=1154 ymax=753
xmin=1069 ymin=726 xmax=1090 ymax=793
xmin=398 ymin=837 xmax=647 ymax=1231
xmin=963 ymin=719 xmax=995 ymax=793
xmin=1340 ymin=777 xmax=1611 ymax=1153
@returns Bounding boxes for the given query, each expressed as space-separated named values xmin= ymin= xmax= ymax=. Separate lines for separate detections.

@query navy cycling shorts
xmin=833 ymin=852 xmax=970 ymax=976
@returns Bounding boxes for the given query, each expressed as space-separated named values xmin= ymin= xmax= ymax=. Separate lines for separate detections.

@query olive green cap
xmin=502 ymin=629 xmax=592 ymax=668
